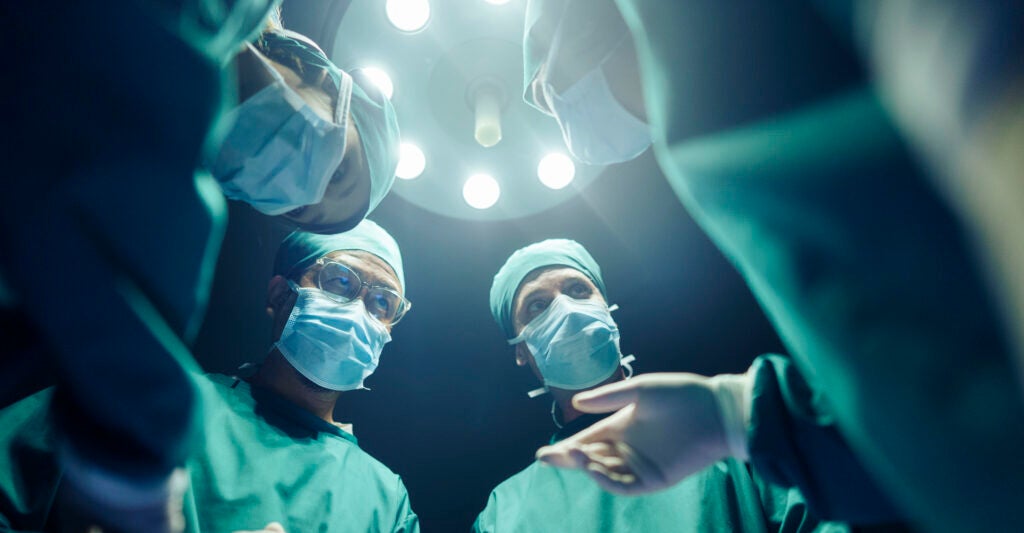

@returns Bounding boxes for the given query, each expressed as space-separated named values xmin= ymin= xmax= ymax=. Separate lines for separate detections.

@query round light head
xmin=396 ymin=143 xmax=426 ymax=180
xmin=360 ymin=67 xmax=394 ymax=99
xmin=386 ymin=0 xmax=430 ymax=32
xmin=537 ymin=153 xmax=576 ymax=190
xmin=463 ymin=174 xmax=500 ymax=209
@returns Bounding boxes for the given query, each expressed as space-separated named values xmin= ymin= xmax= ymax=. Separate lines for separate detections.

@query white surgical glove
xmin=234 ymin=522 xmax=287 ymax=533
xmin=535 ymin=370 xmax=753 ymax=495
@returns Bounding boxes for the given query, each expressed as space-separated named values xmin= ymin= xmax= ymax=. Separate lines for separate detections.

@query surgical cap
xmin=489 ymin=238 xmax=606 ymax=339
xmin=257 ymin=31 xmax=400 ymax=228
xmin=273 ymin=219 xmax=405 ymax=292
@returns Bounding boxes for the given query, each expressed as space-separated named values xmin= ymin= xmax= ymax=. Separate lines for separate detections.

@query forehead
xmin=513 ymin=266 xmax=592 ymax=308
xmin=316 ymin=249 xmax=401 ymax=293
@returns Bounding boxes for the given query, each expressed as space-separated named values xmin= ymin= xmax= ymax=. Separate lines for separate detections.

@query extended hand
xmin=535 ymin=372 xmax=751 ymax=495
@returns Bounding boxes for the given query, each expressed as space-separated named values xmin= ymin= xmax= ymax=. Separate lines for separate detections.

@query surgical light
xmin=537 ymin=153 xmax=576 ymax=190
xmin=396 ymin=143 xmax=426 ymax=180
xmin=485 ymin=0 xmax=512 ymax=5
xmin=361 ymin=67 xmax=394 ymax=99
xmin=386 ymin=0 xmax=430 ymax=32
xmin=463 ymin=174 xmax=500 ymax=209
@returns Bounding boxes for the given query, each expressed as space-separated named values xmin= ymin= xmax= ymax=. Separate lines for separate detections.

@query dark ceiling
xmin=192 ymin=1 xmax=785 ymax=530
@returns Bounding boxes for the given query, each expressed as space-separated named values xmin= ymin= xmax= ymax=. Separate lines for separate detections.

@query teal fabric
xmin=489 ymin=239 xmax=607 ymax=339
xmin=272 ymin=219 xmax=405 ymax=291
xmin=255 ymin=32 xmax=401 ymax=226
xmin=183 ymin=375 xmax=418 ymax=532
xmin=0 ymin=377 xmax=419 ymax=532
xmin=473 ymin=414 xmax=848 ymax=533
xmin=0 ymin=390 xmax=60 ymax=531
xmin=747 ymin=355 xmax=902 ymax=523
xmin=613 ymin=0 xmax=1024 ymax=528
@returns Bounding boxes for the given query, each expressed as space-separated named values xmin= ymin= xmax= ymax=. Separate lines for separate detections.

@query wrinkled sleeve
xmin=471 ymin=491 xmax=498 ymax=533
xmin=392 ymin=477 xmax=420 ymax=533
xmin=0 ymin=391 xmax=61 ymax=532
xmin=747 ymin=354 xmax=902 ymax=524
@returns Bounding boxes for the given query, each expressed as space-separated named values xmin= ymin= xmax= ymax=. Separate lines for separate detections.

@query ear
xmin=514 ymin=343 xmax=530 ymax=367
xmin=266 ymin=275 xmax=293 ymax=319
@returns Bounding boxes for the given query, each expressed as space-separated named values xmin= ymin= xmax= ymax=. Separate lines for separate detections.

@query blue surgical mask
xmin=509 ymin=294 xmax=624 ymax=390
xmin=211 ymin=45 xmax=353 ymax=216
xmin=274 ymin=282 xmax=391 ymax=391
xmin=542 ymin=21 xmax=651 ymax=166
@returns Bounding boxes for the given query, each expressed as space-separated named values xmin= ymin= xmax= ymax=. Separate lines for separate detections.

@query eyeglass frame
xmin=299 ymin=256 xmax=412 ymax=325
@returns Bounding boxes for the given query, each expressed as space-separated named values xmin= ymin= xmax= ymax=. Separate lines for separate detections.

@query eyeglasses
xmin=314 ymin=258 xmax=411 ymax=325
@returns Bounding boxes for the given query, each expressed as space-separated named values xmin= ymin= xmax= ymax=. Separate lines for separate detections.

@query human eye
xmin=526 ymin=298 xmax=550 ymax=317
xmin=568 ymin=281 xmax=592 ymax=299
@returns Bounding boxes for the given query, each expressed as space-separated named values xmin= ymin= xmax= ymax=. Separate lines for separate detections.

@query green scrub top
xmin=0 ymin=375 xmax=419 ymax=532
xmin=611 ymin=1 xmax=1024 ymax=530
xmin=473 ymin=413 xmax=848 ymax=533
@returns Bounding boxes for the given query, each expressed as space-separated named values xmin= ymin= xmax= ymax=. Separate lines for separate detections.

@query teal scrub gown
xmin=611 ymin=1 xmax=1024 ymax=531
xmin=473 ymin=411 xmax=849 ymax=533
xmin=0 ymin=374 xmax=419 ymax=532
xmin=0 ymin=0 xmax=278 ymax=485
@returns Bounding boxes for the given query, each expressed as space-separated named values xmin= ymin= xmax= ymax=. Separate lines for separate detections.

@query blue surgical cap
xmin=349 ymin=70 xmax=400 ymax=216
xmin=274 ymin=219 xmax=405 ymax=292
xmin=489 ymin=238 xmax=606 ymax=339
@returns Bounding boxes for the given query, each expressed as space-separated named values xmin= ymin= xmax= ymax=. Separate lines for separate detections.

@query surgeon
xmin=523 ymin=1 xmax=1024 ymax=531
xmin=474 ymin=238 xmax=856 ymax=532
xmin=0 ymin=221 xmax=419 ymax=532
xmin=0 ymin=4 xmax=400 ymax=530
xmin=213 ymin=12 xmax=400 ymax=232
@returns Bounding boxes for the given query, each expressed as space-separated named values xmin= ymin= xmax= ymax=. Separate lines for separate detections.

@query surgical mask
xmin=543 ymin=35 xmax=651 ymax=165
xmin=211 ymin=45 xmax=353 ymax=216
xmin=509 ymin=294 xmax=625 ymax=390
xmin=274 ymin=282 xmax=391 ymax=391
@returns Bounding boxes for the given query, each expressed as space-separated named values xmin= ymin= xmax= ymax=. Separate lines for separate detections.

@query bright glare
xmin=396 ymin=143 xmax=426 ymax=180
xmin=537 ymin=153 xmax=576 ymax=190
xmin=361 ymin=67 xmax=394 ymax=99
xmin=485 ymin=0 xmax=512 ymax=4
xmin=463 ymin=174 xmax=501 ymax=209
xmin=386 ymin=0 xmax=430 ymax=32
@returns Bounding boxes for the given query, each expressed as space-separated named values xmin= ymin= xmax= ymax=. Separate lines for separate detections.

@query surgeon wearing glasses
xmin=0 ymin=221 xmax=419 ymax=532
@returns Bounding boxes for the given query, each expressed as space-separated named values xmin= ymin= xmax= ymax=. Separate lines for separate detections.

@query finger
xmin=536 ymin=443 xmax=586 ymax=469
xmin=584 ymin=462 xmax=648 ymax=496
xmin=264 ymin=523 xmax=286 ymax=533
xmin=572 ymin=379 xmax=644 ymax=413
xmin=553 ymin=405 xmax=634 ymax=451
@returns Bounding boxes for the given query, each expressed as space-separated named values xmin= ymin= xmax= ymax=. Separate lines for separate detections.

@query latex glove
xmin=536 ymin=371 xmax=752 ymax=495
xmin=234 ymin=522 xmax=287 ymax=533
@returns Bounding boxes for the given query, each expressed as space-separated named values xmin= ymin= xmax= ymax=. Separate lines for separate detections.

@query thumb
xmin=264 ymin=523 xmax=286 ymax=533
xmin=572 ymin=379 xmax=642 ymax=413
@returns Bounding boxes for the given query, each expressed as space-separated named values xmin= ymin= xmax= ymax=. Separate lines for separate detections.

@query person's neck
xmin=249 ymin=350 xmax=342 ymax=424
xmin=550 ymin=370 xmax=624 ymax=426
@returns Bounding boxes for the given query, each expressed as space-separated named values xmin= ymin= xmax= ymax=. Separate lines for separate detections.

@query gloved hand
xmin=535 ymin=370 xmax=753 ymax=495
xmin=234 ymin=522 xmax=287 ymax=533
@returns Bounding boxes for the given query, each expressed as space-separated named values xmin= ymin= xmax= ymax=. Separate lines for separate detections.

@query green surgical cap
xmin=489 ymin=238 xmax=606 ymax=339
xmin=273 ymin=219 xmax=405 ymax=292
xmin=349 ymin=70 xmax=400 ymax=216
